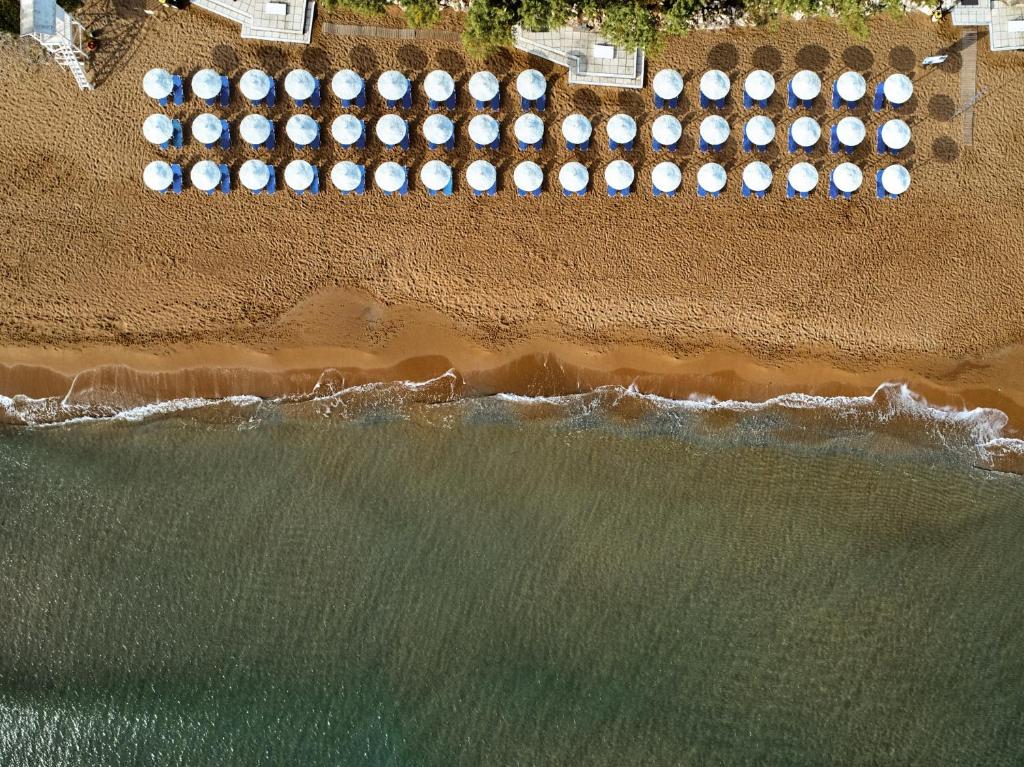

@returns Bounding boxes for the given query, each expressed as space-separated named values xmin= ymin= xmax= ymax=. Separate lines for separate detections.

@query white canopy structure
xmin=374 ymin=162 xmax=407 ymax=193
xmin=790 ymin=70 xmax=822 ymax=101
xmin=788 ymin=162 xmax=819 ymax=193
xmin=239 ymin=69 xmax=272 ymax=102
xmin=143 ymin=114 xmax=174 ymax=145
xmin=653 ymin=68 xmax=684 ymax=100
xmin=744 ymin=116 xmax=775 ymax=146
xmin=651 ymin=162 xmax=681 ymax=194
xmin=514 ymin=113 xmax=544 ymax=145
xmin=559 ymin=162 xmax=588 ymax=193
xmin=513 ymin=161 xmax=543 ymax=193
xmin=468 ymin=114 xmax=500 ymax=146
xmin=700 ymin=70 xmax=730 ymax=101
xmin=607 ymin=114 xmax=637 ymax=145
xmin=742 ymin=161 xmax=772 ymax=193
xmin=604 ymin=160 xmax=634 ymax=191
xmin=143 ymin=68 xmax=173 ymax=100
xmin=562 ymin=114 xmax=592 ymax=145
xmin=239 ymin=159 xmax=271 ymax=191
xmin=420 ymin=160 xmax=452 ymax=192
xmin=143 ymin=160 xmax=173 ymax=191
xmin=190 ymin=160 xmax=221 ymax=192
xmin=468 ymin=71 xmax=499 ymax=103
xmin=284 ymin=69 xmax=316 ymax=101
xmin=375 ymin=114 xmax=407 ymax=146
xmin=836 ymin=116 xmax=866 ymax=147
xmin=881 ymin=164 xmax=911 ymax=195
xmin=284 ymin=160 xmax=315 ymax=191
xmin=191 ymin=113 xmax=223 ymax=144
xmin=697 ymin=162 xmax=727 ymax=194
xmin=700 ymin=115 xmax=730 ymax=146
xmin=424 ymin=70 xmax=455 ymax=102
xmin=332 ymin=69 xmax=363 ymax=101
xmin=423 ymin=114 xmax=454 ymax=146
xmin=377 ymin=70 xmax=409 ymax=101
xmin=286 ymin=114 xmax=318 ymax=146
xmin=832 ymin=162 xmax=863 ymax=193
xmin=466 ymin=160 xmax=497 ymax=192
xmin=331 ymin=114 xmax=363 ymax=146
xmin=651 ymin=115 xmax=682 ymax=146
xmin=881 ymin=119 xmax=912 ymax=150
xmin=744 ymin=70 xmax=775 ymax=102
xmin=239 ymin=114 xmax=273 ymax=146
xmin=835 ymin=71 xmax=866 ymax=103
xmin=191 ymin=69 xmax=221 ymax=101
xmin=516 ymin=69 xmax=546 ymax=100
xmin=331 ymin=161 xmax=362 ymax=192
xmin=883 ymin=74 xmax=913 ymax=105
xmin=790 ymin=116 xmax=821 ymax=148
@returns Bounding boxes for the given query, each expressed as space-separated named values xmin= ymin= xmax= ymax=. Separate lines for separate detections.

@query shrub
xmin=521 ymin=0 xmax=572 ymax=31
xmin=463 ymin=0 xmax=520 ymax=58
xmin=321 ymin=0 xmax=389 ymax=16
xmin=401 ymin=0 xmax=441 ymax=27
xmin=598 ymin=1 xmax=661 ymax=53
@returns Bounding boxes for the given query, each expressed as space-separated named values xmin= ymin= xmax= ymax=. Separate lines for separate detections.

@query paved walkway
xmin=514 ymin=25 xmax=644 ymax=89
xmin=958 ymin=28 xmax=978 ymax=145
xmin=321 ymin=23 xmax=459 ymax=42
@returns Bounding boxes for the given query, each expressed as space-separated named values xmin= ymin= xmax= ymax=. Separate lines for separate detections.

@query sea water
xmin=1 ymin=386 xmax=1023 ymax=765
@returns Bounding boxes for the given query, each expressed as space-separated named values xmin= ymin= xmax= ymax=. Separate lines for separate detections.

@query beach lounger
xmin=872 ymin=83 xmax=886 ymax=112
xmin=219 ymin=163 xmax=230 ymax=194
xmin=219 ymin=120 xmax=231 ymax=150
xmin=743 ymin=93 xmax=769 ymax=109
xmin=787 ymin=82 xmax=813 ymax=109
xmin=475 ymin=94 xmax=500 ymax=111
xmin=831 ymin=82 xmax=859 ymax=110
xmin=172 ymin=75 xmax=184 ymax=106
xmin=876 ymin=169 xmax=889 ymax=199
xmin=518 ymin=139 xmax=542 ymax=151
xmin=829 ymin=126 xmax=840 ymax=154
xmin=699 ymin=138 xmax=724 ymax=153
xmin=311 ymin=80 xmax=321 ymax=108
xmin=170 ymin=164 xmax=183 ymax=194
xmin=265 ymin=168 xmax=276 ymax=194
xmin=429 ymin=93 xmax=457 ymax=110
xmin=742 ymin=182 xmax=750 ymax=198
xmin=699 ymin=93 xmax=725 ymax=109
xmin=697 ymin=184 xmax=720 ymax=199
xmin=609 ymin=139 xmax=634 ymax=151
xmin=354 ymin=167 xmax=366 ymax=195
xmin=219 ymin=76 xmax=230 ymax=107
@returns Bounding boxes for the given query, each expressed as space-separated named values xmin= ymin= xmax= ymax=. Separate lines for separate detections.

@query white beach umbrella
xmin=284 ymin=159 xmax=315 ymax=191
xmin=239 ymin=159 xmax=271 ymax=191
xmin=190 ymin=160 xmax=221 ymax=192
xmin=604 ymin=160 xmax=634 ymax=191
xmin=332 ymin=69 xmax=363 ymax=101
xmin=191 ymin=113 xmax=223 ymax=144
xmin=466 ymin=160 xmax=497 ymax=193
xmin=143 ymin=68 xmax=174 ymax=100
xmin=653 ymin=68 xmax=684 ymax=100
xmin=697 ymin=162 xmax=727 ymax=194
xmin=651 ymin=115 xmax=682 ymax=146
xmin=239 ymin=69 xmax=272 ymax=102
xmin=699 ymin=115 xmax=730 ymax=146
xmin=607 ymin=114 xmax=637 ymax=145
xmin=377 ymin=70 xmax=409 ymax=101
xmin=423 ymin=114 xmax=454 ymax=146
xmin=375 ymin=162 xmax=407 ymax=193
xmin=239 ymin=114 xmax=272 ymax=146
xmin=788 ymin=162 xmax=819 ymax=193
xmin=559 ymin=162 xmax=588 ymax=193
xmin=513 ymin=161 xmax=543 ymax=193
xmin=790 ymin=116 xmax=821 ymax=148
xmin=331 ymin=114 xmax=363 ymax=146
xmin=284 ymin=69 xmax=316 ymax=101
xmin=143 ymin=114 xmax=174 ymax=145
xmin=191 ymin=69 xmax=222 ymax=101
xmin=835 ymin=71 xmax=866 ymax=102
xmin=514 ymin=113 xmax=545 ymax=145
xmin=744 ymin=115 xmax=775 ymax=146
xmin=832 ymin=162 xmax=863 ymax=193
xmin=700 ymin=69 xmax=730 ymax=102
xmin=286 ymin=114 xmax=318 ymax=146
xmin=516 ymin=69 xmax=546 ymax=100
xmin=742 ymin=161 xmax=772 ymax=193
xmin=468 ymin=114 xmax=500 ymax=146
xmin=883 ymin=73 xmax=913 ymax=105
xmin=651 ymin=162 xmax=681 ymax=193
xmin=881 ymin=119 xmax=912 ymax=150
xmin=791 ymin=69 xmax=822 ymax=101
xmin=424 ymin=70 xmax=455 ymax=102
xmin=881 ymin=164 xmax=911 ymax=195
xmin=468 ymin=71 xmax=499 ymax=103
xmin=744 ymin=70 xmax=776 ymax=102
xmin=562 ymin=114 xmax=593 ymax=145
xmin=143 ymin=160 xmax=173 ymax=191
xmin=420 ymin=160 xmax=452 ymax=192
xmin=836 ymin=116 xmax=866 ymax=147
xmin=375 ymin=114 xmax=407 ymax=147
xmin=331 ymin=161 xmax=362 ymax=192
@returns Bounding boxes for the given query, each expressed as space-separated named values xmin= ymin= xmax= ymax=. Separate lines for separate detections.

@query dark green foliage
xmin=521 ymin=0 xmax=571 ymax=31
xmin=597 ymin=0 xmax=661 ymax=52
xmin=320 ymin=0 xmax=389 ymax=16
xmin=401 ymin=0 xmax=441 ymax=28
xmin=463 ymin=0 xmax=519 ymax=58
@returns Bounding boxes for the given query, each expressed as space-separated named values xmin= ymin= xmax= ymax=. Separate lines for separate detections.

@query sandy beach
xmin=1 ymin=6 xmax=1023 ymax=428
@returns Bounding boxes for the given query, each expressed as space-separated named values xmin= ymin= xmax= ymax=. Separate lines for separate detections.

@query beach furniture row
xmin=144 ymin=158 xmax=910 ymax=200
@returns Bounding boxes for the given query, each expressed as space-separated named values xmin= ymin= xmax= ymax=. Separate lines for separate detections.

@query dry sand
xmin=1 ymin=6 xmax=1024 ymax=426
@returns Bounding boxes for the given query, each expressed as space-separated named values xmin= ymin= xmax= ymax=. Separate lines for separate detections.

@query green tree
xmin=521 ymin=0 xmax=571 ymax=31
xmin=463 ymin=0 xmax=521 ymax=58
xmin=661 ymin=0 xmax=704 ymax=35
xmin=599 ymin=1 xmax=661 ymax=53
xmin=321 ymin=0 xmax=388 ymax=16
xmin=401 ymin=0 xmax=441 ymax=27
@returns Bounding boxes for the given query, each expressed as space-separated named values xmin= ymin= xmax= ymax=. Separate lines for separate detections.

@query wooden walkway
xmin=958 ymin=29 xmax=978 ymax=146
xmin=321 ymin=23 xmax=460 ymax=42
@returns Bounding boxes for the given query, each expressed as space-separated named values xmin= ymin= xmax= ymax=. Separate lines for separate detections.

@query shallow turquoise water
xmin=1 ymin=394 xmax=1023 ymax=765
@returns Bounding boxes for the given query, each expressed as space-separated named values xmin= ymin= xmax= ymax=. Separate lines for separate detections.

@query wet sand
xmin=1 ymin=7 xmax=1023 ymax=426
